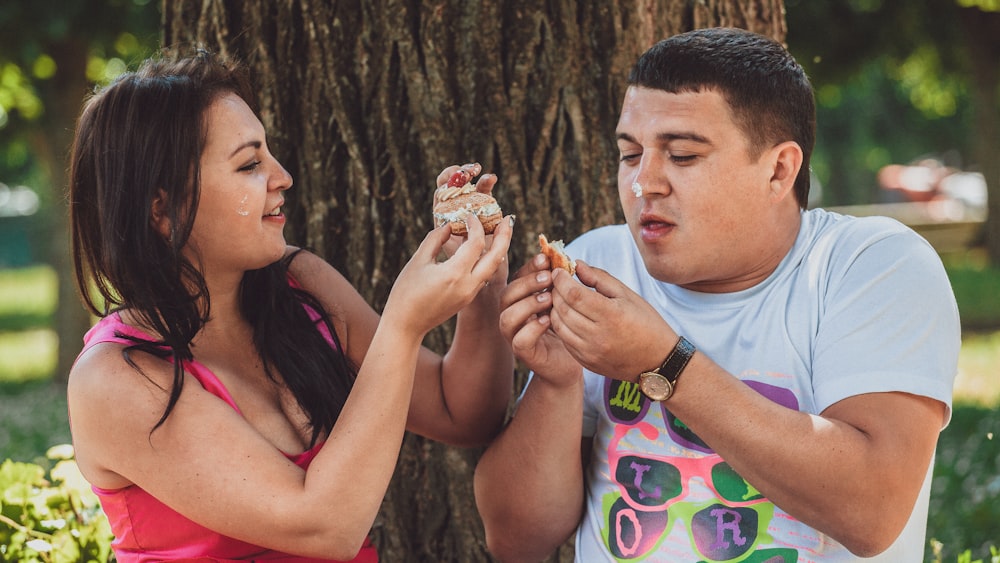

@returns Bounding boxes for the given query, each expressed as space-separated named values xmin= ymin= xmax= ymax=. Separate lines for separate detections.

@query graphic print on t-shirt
xmin=600 ymin=378 xmax=800 ymax=562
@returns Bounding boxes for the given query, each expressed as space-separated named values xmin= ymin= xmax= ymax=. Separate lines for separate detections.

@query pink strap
xmin=82 ymin=312 xmax=243 ymax=413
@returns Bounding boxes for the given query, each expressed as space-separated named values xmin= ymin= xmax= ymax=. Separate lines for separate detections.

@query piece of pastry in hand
xmin=538 ymin=234 xmax=576 ymax=276
xmin=433 ymin=165 xmax=503 ymax=235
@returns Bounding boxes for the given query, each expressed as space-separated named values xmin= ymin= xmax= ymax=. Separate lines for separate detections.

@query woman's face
xmin=187 ymin=92 xmax=292 ymax=275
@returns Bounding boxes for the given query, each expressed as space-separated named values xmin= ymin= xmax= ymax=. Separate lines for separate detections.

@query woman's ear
xmin=768 ymin=141 xmax=803 ymax=202
xmin=151 ymin=189 xmax=172 ymax=241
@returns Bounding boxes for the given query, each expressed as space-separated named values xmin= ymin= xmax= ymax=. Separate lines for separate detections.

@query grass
xmin=0 ymin=263 xmax=57 ymax=332
xmin=1 ymin=259 xmax=998 ymax=561
xmin=942 ymin=250 xmax=1000 ymax=331
xmin=0 ymin=379 xmax=71 ymax=464
xmin=954 ymin=330 xmax=1000 ymax=407
xmin=0 ymin=263 xmax=58 ymax=383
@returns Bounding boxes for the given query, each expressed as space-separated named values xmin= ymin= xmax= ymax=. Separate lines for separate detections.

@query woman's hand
xmin=435 ymin=164 xmax=499 ymax=239
xmin=382 ymin=210 xmax=512 ymax=337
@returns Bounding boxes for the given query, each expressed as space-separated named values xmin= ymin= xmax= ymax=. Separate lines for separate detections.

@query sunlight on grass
xmin=953 ymin=330 xmax=1000 ymax=407
xmin=0 ymin=329 xmax=58 ymax=382
xmin=0 ymin=264 xmax=57 ymax=316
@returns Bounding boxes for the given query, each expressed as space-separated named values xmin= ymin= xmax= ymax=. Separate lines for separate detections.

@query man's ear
xmin=768 ymin=141 xmax=803 ymax=202
xmin=151 ymin=189 xmax=172 ymax=240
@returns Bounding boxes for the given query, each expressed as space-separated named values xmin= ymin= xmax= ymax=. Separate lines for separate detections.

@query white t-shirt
xmin=560 ymin=209 xmax=959 ymax=562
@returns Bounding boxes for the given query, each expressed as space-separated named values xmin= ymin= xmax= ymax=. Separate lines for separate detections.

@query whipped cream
xmin=434 ymin=202 xmax=502 ymax=225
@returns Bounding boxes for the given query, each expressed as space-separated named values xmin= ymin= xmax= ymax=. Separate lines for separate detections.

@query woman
xmin=66 ymin=49 xmax=514 ymax=562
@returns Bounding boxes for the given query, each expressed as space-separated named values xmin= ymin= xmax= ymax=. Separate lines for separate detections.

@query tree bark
xmin=956 ymin=7 xmax=1000 ymax=264
xmin=33 ymin=37 xmax=94 ymax=384
xmin=163 ymin=1 xmax=785 ymax=560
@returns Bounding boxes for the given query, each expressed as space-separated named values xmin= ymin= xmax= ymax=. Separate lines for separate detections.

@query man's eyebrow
xmin=615 ymin=131 xmax=711 ymax=144
xmin=229 ymin=140 xmax=262 ymax=159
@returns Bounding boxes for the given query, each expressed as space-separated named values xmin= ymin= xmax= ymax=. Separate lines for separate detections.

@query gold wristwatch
xmin=638 ymin=336 xmax=696 ymax=402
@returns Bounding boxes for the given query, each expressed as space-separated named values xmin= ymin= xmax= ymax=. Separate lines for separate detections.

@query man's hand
xmin=548 ymin=260 xmax=681 ymax=381
xmin=498 ymin=253 xmax=582 ymax=387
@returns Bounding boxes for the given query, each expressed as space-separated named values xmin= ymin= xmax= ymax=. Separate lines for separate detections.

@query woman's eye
xmin=619 ymin=153 xmax=640 ymax=163
xmin=670 ymin=154 xmax=696 ymax=164
xmin=238 ymin=160 xmax=262 ymax=172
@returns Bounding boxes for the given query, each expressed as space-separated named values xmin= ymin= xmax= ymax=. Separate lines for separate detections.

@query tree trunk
xmin=163 ymin=1 xmax=785 ymax=560
xmin=956 ymin=7 xmax=1000 ymax=264
xmin=32 ymin=37 xmax=94 ymax=383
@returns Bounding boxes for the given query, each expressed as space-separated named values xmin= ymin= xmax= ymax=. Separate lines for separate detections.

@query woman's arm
xmin=296 ymin=170 xmax=516 ymax=447
xmin=408 ymin=214 xmax=515 ymax=446
xmin=69 ymin=224 xmax=507 ymax=560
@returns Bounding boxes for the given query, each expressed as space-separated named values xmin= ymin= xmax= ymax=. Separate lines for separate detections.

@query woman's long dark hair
xmin=69 ymin=49 xmax=355 ymax=446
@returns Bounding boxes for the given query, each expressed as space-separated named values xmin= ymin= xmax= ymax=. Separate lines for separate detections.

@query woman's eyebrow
xmin=229 ymin=139 xmax=262 ymax=159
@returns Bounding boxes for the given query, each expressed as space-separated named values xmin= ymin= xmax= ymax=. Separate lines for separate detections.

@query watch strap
xmin=654 ymin=336 xmax=695 ymax=385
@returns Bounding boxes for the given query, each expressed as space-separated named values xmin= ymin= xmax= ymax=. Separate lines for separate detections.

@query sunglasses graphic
xmin=604 ymin=377 xmax=801 ymax=455
xmin=603 ymin=421 xmax=797 ymax=562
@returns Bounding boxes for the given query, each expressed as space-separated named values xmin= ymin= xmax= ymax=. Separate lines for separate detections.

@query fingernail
xmin=534 ymin=254 xmax=546 ymax=266
xmin=536 ymin=271 xmax=550 ymax=283
xmin=536 ymin=292 xmax=550 ymax=303
xmin=508 ymin=215 xmax=516 ymax=227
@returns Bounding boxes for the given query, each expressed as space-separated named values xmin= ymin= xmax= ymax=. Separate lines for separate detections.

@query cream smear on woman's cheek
xmin=237 ymin=194 xmax=250 ymax=216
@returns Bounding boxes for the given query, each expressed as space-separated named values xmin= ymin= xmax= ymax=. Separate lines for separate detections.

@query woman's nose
xmin=270 ymin=159 xmax=293 ymax=191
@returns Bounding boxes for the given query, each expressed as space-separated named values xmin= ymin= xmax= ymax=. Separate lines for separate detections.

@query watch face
xmin=640 ymin=372 xmax=673 ymax=401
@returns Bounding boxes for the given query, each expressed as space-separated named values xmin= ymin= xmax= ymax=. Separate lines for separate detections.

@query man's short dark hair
xmin=629 ymin=27 xmax=816 ymax=208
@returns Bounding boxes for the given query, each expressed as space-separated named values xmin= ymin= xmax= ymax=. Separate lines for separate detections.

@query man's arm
xmin=665 ymin=354 xmax=944 ymax=556
xmin=474 ymin=254 xmax=590 ymax=561
xmin=474 ymin=377 xmax=590 ymax=561
xmin=547 ymin=260 xmax=951 ymax=557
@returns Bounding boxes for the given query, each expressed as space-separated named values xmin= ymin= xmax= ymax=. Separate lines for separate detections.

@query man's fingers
xmin=508 ymin=316 xmax=552 ymax=359
xmin=571 ymin=260 xmax=628 ymax=299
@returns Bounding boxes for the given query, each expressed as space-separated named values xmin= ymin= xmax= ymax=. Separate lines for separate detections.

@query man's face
xmin=615 ymin=86 xmax=796 ymax=293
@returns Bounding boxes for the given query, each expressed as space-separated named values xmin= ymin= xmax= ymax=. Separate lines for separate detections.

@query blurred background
xmin=0 ymin=0 xmax=997 ymax=560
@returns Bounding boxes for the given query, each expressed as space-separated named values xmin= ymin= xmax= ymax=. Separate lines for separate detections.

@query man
xmin=475 ymin=27 xmax=959 ymax=562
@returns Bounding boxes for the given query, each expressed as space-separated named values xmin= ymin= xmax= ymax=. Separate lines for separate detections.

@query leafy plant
xmin=927 ymin=404 xmax=1000 ymax=562
xmin=0 ymin=444 xmax=113 ymax=562
xmin=929 ymin=539 xmax=1000 ymax=563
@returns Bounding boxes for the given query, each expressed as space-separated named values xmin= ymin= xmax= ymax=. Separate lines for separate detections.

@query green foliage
xmin=0 ymin=0 xmax=161 ymax=262
xmin=929 ymin=540 xmax=1000 ymax=563
xmin=0 ymin=1 xmax=160 ymax=128
xmin=804 ymin=59 xmax=974 ymax=206
xmin=785 ymin=1 xmax=992 ymax=207
xmin=957 ymin=0 xmax=1000 ymax=12
xmin=0 ymin=445 xmax=114 ymax=562
xmin=944 ymin=257 xmax=1000 ymax=331
xmin=0 ymin=381 xmax=70 ymax=469
xmin=927 ymin=405 xmax=1000 ymax=562
xmin=0 ymin=64 xmax=43 ymax=126
xmin=889 ymin=46 xmax=966 ymax=120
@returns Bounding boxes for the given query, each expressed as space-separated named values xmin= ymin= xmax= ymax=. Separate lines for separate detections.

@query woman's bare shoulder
xmin=69 ymin=337 xmax=174 ymax=397
xmin=67 ymin=338 xmax=181 ymax=488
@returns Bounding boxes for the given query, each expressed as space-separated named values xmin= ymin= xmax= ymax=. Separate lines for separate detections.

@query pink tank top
xmin=78 ymin=310 xmax=378 ymax=563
